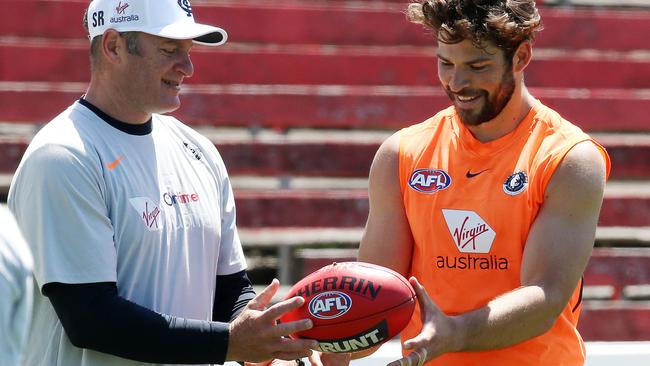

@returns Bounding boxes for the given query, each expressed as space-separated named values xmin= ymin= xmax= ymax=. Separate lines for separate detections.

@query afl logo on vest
xmin=503 ymin=171 xmax=528 ymax=196
xmin=408 ymin=169 xmax=452 ymax=193
xmin=309 ymin=291 xmax=352 ymax=320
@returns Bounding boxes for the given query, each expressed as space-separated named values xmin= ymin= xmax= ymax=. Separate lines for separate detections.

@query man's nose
xmin=177 ymin=53 xmax=194 ymax=78
xmin=448 ymin=69 xmax=470 ymax=93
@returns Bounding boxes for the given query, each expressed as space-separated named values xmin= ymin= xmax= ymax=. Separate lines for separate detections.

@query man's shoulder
xmin=401 ymin=106 xmax=456 ymax=137
xmin=154 ymin=114 xmax=204 ymax=139
xmin=529 ymin=102 xmax=609 ymax=183
xmin=16 ymin=102 xmax=105 ymax=182
xmin=33 ymin=101 xmax=100 ymax=144
xmin=533 ymin=102 xmax=584 ymax=134
xmin=152 ymin=114 xmax=228 ymax=176
xmin=153 ymin=114 xmax=218 ymax=152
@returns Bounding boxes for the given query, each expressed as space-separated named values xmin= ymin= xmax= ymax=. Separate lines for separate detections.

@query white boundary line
xmin=223 ymin=340 xmax=650 ymax=366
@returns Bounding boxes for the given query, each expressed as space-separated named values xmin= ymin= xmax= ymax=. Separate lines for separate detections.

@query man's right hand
xmin=226 ymin=279 xmax=319 ymax=363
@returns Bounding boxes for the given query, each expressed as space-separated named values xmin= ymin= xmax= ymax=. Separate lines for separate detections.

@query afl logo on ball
xmin=503 ymin=171 xmax=528 ymax=196
xmin=408 ymin=169 xmax=452 ymax=193
xmin=309 ymin=291 xmax=352 ymax=320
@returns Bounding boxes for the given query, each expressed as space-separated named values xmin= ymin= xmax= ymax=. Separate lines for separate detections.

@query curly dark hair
xmin=407 ymin=0 xmax=543 ymax=59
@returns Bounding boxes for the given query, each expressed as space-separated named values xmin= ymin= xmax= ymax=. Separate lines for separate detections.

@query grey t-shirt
xmin=9 ymin=101 xmax=246 ymax=366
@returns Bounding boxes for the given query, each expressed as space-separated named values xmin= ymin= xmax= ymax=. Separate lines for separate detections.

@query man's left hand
xmin=387 ymin=277 xmax=460 ymax=366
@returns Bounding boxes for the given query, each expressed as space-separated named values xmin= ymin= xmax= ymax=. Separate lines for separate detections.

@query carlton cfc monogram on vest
xmin=503 ymin=171 xmax=529 ymax=195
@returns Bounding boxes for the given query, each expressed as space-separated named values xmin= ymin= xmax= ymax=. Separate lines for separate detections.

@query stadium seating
xmin=1 ymin=0 xmax=649 ymax=341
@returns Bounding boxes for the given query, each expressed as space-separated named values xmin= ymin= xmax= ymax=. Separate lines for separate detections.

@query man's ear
xmin=100 ymin=29 xmax=124 ymax=65
xmin=512 ymin=41 xmax=533 ymax=73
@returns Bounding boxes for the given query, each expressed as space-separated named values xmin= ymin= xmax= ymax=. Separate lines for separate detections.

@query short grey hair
xmin=84 ymin=9 xmax=141 ymax=70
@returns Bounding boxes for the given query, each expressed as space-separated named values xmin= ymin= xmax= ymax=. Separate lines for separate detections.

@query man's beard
xmin=446 ymin=67 xmax=516 ymax=127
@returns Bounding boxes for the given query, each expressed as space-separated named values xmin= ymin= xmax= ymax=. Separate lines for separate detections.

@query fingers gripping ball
xmin=279 ymin=262 xmax=416 ymax=354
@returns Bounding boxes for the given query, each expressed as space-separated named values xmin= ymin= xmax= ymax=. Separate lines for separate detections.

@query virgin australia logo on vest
xmin=440 ymin=209 xmax=508 ymax=270
xmin=443 ymin=209 xmax=495 ymax=253
xmin=408 ymin=169 xmax=451 ymax=193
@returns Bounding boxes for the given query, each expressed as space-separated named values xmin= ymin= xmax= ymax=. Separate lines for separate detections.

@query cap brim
xmin=151 ymin=22 xmax=228 ymax=46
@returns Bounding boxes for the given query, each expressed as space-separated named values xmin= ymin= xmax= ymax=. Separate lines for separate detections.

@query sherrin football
xmin=279 ymin=262 xmax=416 ymax=353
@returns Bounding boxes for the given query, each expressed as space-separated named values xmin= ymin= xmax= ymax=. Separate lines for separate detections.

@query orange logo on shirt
xmin=106 ymin=156 xmax=124 ymax=171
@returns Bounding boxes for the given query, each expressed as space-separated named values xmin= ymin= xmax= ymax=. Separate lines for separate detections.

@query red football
xmin=279 ymin=262 xmax=416 ymax=353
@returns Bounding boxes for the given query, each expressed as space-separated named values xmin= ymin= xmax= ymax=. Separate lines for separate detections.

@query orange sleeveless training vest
xmin=398 ymin=101 xmax=610 ymax=365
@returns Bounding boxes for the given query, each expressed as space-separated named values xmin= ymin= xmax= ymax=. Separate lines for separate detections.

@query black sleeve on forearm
xmin=212 ymin=270 xmax=256 ymax=322
xmin=43 ymin=282 xmax=230 ymax=364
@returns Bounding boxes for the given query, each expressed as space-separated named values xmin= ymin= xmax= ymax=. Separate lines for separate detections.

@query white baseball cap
xmin=86 ymin=0 xmax=227 ymax=46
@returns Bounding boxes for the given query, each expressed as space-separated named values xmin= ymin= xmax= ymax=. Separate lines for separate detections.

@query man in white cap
xmin=0 ymin=206 xmax=33 ymax=366
xmin=8 ymin=0 xmax=319 ymax=365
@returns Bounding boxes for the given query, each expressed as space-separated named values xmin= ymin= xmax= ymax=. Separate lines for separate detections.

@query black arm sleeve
xmin=212 ymin=270 xmax=256 ymax=322
xmin=43 ymin=282 xmax=230 ymax=364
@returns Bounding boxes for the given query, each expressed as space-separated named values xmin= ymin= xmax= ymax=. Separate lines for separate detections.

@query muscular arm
xmin=446 ymin=141 xmax=607 ymax=351
xmin=358 ymin=132 xmax=414 ymax=275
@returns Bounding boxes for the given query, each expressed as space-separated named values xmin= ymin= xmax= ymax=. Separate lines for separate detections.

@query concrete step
xmin=4 ymin=129 xmax=650 ymax=180
xmin=2 ymin=160 xmax=649 ymax=224
xmin=1 ymin=131 xmax=649 ymax=180
xmin=2 ymin=127 xmax=649 ymax=179
xmin=579 ymin=301 xmax=650 ymax=341
xmin=1 ymin=83 xmax=648 ymax=131
xmin=544 ymin=0 xmax=650 ymax=7
xmin=5 ymin=179 xmax=650 ymax=226
xmin=251 ymin=271 xmax=650 ymax=342
xmin=287 ymin=247 xmax=650 ymax=301
xmin=2 ymin=39 xmax=648 ymax=89
xmin=600 ymin=182 xmax=650 ymax=227
xmin=253 ymin=243 xmax=650 ymax=294
xmin=596 ymin=226 xmax=650 ymax=247
xmin=248 ymin=281 xmax=650 ymax=342
xmin=239 ymin=226 xmax=650 ymax=248
xmin=0 ymin=136 xmax=27 ymax=174
xmin=248 ymin=245 xmax=650 ymax=342
xmin=231 ymin=181 xmax=650 ymax=228
xmin=585 ymin=248 xmax=650 ymax=300
xmin=3 ymin=1 xmax=649 ymax=51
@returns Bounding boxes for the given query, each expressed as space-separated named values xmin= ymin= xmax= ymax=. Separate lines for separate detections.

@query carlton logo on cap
xmin=86 ymin=0 xmax=227 ymax=46
xmin=178 ymin=0 xmax=192 ymax=17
